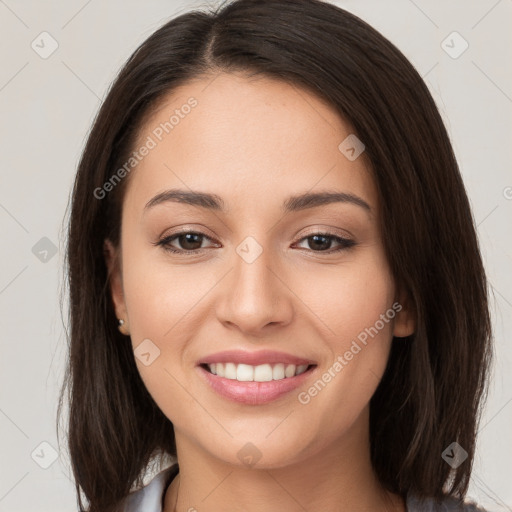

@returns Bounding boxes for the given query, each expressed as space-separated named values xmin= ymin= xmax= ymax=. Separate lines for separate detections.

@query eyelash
xmin=153 ymin=229 xmax=356 ymax=255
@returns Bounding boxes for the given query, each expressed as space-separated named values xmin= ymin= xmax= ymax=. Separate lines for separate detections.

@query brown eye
xmin=294 ymin=233 xmax=356 ymax=253
xmin=172 ymin=233 xmax=204 ymax=251
xmin=156 ymin=231 xmax=218 ymax=254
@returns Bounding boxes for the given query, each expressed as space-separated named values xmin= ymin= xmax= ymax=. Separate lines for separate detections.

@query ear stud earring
xmin=118 ymin=318 xmax=130 ymax=336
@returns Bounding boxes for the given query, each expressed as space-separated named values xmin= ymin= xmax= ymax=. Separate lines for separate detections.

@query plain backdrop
xmin=0 ymin=1 xmax=511 ymax=510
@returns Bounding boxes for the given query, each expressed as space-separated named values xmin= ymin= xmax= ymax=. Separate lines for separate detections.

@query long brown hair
xmin=58 ymin=0 xmax=493 ymax=510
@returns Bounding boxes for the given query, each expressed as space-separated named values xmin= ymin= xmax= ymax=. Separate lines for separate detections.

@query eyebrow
xmin=144 ymin=188 xmax=371 ymax=215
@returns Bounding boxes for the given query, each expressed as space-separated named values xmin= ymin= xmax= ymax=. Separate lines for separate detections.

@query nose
xmin=215 ymin=242 xmax=294 ymax=337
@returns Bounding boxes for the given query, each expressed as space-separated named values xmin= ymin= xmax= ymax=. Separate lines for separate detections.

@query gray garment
xmin=406 ymin=494 xmax=487 ymax=511
xmin=123 ymin=464 xmax=488 ymax=512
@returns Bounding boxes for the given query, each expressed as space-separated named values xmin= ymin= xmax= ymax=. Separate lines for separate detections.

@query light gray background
xmin=0 ymin=1 xmax=511 ymax=510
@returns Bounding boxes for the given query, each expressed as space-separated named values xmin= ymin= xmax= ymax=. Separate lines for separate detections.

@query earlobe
xmin=393 ymin=307 xmax=415 ymax=338
xmin=103 ymin=239 xmax=127 ymax=321
xmin=392 ymin=289 xmax=416 ymax=338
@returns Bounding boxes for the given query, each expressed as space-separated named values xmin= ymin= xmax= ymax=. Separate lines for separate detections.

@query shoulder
xmin=406 ymin=493 xmax=489 ymax=511
xmin=122 ymin=464 xmax=179 ymax=512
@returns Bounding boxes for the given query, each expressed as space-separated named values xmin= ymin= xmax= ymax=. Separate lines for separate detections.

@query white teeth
xmin=296 ymin=364 xmax=308 ymax=376
xmin=254 ymin=364 xmax=273 ymax=382
xmin=206 ymin=362 xmax=311 ymax=382
xmin=236 ymin=364 xmax=254 ymax=381
xmin=272 ymin=363 xmax=285 ymax=380
xmin=284 ymin=364 xmax=296 ymax=378
xmin=225 ymin=362 xmax=237 ymax=380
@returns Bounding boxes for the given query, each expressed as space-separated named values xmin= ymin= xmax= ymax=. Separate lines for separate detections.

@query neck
xmin=163 ymin=408 xmax=405 ymax=512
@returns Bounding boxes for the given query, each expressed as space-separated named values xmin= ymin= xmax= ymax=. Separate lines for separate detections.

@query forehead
xmin=124 ymin=72 xmax=377 ymax=216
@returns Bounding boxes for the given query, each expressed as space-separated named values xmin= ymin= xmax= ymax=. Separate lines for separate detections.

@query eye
xmin=154 ymin=230 xmax=218 ymax=254
xmin=154 ymin=229 xmax=356 ymax=256
xmin=293 ymin=232 xmax=356 ymax=253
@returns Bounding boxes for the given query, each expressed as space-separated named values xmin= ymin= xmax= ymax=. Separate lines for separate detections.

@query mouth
xmin=197 ymin=362 xmax=318 ymax=405
xmin=199 ymin=362 xmax=316 ymax=382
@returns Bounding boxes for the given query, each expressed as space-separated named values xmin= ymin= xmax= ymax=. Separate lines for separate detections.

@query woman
xmin=59 ymin=0 xmax=492 ymax=510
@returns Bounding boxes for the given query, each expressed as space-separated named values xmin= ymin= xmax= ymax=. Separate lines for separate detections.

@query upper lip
xmin=197 ymin=350 xmax=316 ymax=367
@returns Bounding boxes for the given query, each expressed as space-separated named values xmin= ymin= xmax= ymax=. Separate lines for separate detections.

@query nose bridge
xmin=216 ymin=234 xmax=292 ymax=333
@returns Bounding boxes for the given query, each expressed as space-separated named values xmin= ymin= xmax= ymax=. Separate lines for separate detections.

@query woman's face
xmin=106 ymin=72 xmax=414 ymax=468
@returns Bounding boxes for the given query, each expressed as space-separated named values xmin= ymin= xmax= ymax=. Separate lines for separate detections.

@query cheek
xmin=119 ymin=237 xmax=218 ymax=410
xmin=295 ymin=248 xmax=396 ymax=352
xmin=120 ymin=255 xmax=202 ymax=424
xmin=293 ymin=250 xmax=396 ymax=420
xmin=121 ymin=239 xmax=211 ymax=340
xmin=331 ymin=269 xmax=395 ymax=349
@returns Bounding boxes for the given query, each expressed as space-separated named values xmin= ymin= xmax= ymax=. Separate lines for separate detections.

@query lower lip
xmin=197 ymin=364 xmax=317 ymax=405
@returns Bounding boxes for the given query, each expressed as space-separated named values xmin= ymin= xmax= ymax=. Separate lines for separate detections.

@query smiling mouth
xmin=200 ymin=362 xmax=317 ymax=382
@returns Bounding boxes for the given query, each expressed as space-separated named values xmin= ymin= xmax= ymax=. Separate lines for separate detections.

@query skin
xmin=105 ymin=72 xmax=415 ymax=512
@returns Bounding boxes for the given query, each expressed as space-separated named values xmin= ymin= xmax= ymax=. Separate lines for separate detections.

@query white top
xmin=123 ymin=465 xmax=178 ymax=512
xmin=122 ymin=464 xmax=487 ymax=512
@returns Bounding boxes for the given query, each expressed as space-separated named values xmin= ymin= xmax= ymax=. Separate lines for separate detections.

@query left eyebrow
xmin=143 ymin=188 xmax=372 ymax=214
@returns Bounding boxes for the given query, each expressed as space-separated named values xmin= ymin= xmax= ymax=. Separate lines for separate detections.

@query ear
xmin=392 ymin=287 xmax=416 ymax=338
xmin=103 ymin=239 xmax=127 ymax=321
